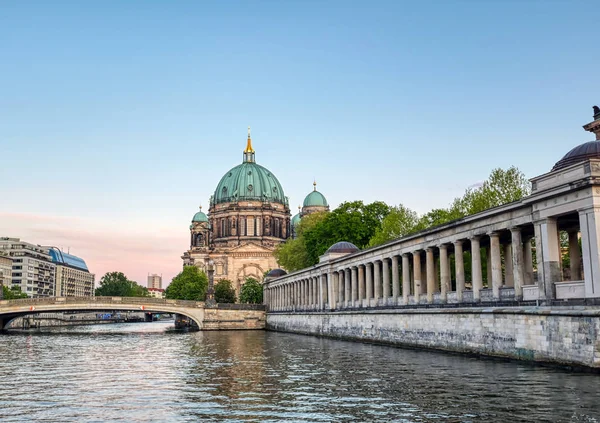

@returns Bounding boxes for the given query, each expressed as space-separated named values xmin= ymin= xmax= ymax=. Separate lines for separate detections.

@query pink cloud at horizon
xmin=0 ymin=212 xmax=187 ymax=287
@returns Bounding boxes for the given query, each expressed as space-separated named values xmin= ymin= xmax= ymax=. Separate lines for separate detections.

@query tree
xmin=95 ymin=272 xmax=148 ymax=297
xmin=303 ymin=201 xmax=391 ymax=264
xmin=369 ymin=204 xmax=419 ymax=247
xmin=274 ymin=211 xmax=327 ymax=272
xmin=214 ymin=279 xmax=236 ymax=303
xmin=2 ymin=285 xmax=28 ymax=300
xmin=239 ymin=277 xmax=263 ymax=304
xmin=166 ymin=266 xmax=207 ymax=301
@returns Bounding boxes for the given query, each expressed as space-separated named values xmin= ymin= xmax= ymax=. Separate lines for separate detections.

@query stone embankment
xmin=267 ymin=307 xmax=600 ymax=369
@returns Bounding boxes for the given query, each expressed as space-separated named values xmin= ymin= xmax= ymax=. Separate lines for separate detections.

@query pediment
xmin=228 ymin=242 xmax=274 ymax=253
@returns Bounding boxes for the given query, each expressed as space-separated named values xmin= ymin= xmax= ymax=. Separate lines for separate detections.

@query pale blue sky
xmin=1 ymin=1 xmax=598 ymax=283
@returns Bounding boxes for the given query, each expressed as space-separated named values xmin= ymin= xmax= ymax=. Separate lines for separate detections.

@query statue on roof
xmin=594 ymin=105 xmax=600 ymax=120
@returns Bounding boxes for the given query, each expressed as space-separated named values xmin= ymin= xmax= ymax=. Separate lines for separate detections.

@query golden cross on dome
xmin=245 ymin=126 xmax=255 ymax=153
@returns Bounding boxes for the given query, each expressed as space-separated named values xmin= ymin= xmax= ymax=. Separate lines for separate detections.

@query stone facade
xmin=266 ymin=308 xmax=600 ymax=368
xmin=182 ymin=131 xmax=291 ymax=295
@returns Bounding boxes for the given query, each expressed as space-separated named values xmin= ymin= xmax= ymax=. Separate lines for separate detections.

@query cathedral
xmin=182 ymin=130 xmax=329 ymax=294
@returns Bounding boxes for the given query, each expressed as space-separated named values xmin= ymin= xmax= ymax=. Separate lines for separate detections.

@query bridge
xmin=0 ymin=297 xmax=266 ymax=331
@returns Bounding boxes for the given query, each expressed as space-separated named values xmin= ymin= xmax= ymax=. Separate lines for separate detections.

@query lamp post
xmin=205 ymin=259 xmax=216 ymax=308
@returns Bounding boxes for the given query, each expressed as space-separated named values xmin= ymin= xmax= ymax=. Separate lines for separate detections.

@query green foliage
xmin=2 ymin=285 xmax=28 ymax=300
xmin=303 ymin=201 xmax=391 ymax=264
xmin=368 ymin=166 xmax=530 ymax=248
xmin=165 ymin=266 xmax=207 ymax=301
xmin=94 ymin=272 xmax=148 ymax=297
xmin=274 ymin=212 xmax=327 ymax=272
xmin=369 ymin=204 xmax=419 ymax=247
xmin=239 ymin=277 xmax=263 ymax=304
xmin=214 ymin=279 xmax=236 ymax=303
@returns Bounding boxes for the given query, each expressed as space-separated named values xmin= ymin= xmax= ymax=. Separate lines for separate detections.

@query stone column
xmin=351 ymin=266 xmax=358 ymax=306
xmin=307 ymin=278 xmax=312 ymax=308
xmin=402 ymin=254 xmax=410 ymax=305
xmin=374 ymin=261 xmax=382 ymax=304
xmin=471 ymin=236 xmax=482 ymax=301
xmin=578 ymin=208 xmax=600 ymax=298
xmin=486 ymin=246 xmax=492 ymax=288
xmin=327 ymin=272 xmax=337 ymax=310
xmin=523 ymin=236 xmax=534 ymax=285
xmin=338 ymin=271 xmax=344 ymax=306
xmin=439 ymin=244 xmax=449 ymax=303
xmin=321 ymin=274 xmax=327 ymax=310
xmin=392 ymin=255 xmax=400 ymax=302
xmin=534 ymin=218 xmax=560 ymax=300
xmin=382 ymin=258 xmax=390 ymax=302
xmin=454 ymin=240 xmax=465 ymax=302
xmin=504 ymin=244 xmax=514 ymax=287
xmin=313 ymin=277 xmax=318 ymax=309
xmin=328 ymin=272 xmax=336 ymax=310
xmin=366 ymin=263 xmax=373 ymax=305
xmin=426 ymin=248 xmax=435 ymax=303
xmin=489 ymin=232 xmax=502 ymax=300
xmin=345 ymin=268 xmax=351 ymax=308
xmin=413 ymin=251 xmax=422 ymax=300
xmin=510 ymin=227 xmax=525 ymax=300
xmin=569 ymin=230 xmax=582 ymax=281
xmin=358 ymin=265 xmax=365 ymax=306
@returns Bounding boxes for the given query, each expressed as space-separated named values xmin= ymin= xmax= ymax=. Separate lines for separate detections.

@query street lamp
xmin=205 ymin=258 xmax=216 ymax=307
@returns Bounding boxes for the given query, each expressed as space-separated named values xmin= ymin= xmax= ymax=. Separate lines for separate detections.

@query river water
xmin=0 ymin=322 xmax=599 ymax=422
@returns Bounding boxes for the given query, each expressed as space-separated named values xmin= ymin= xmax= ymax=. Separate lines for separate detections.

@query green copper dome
xmin=291 ymin=213 xmax=301 ymax=227
xmin=303 ymin=190 xmax=328 ymax=207
xmin=212 ymin=131 xmax=288 ymax=206
xmin=192 ymin=208 xmax=208 ymax=223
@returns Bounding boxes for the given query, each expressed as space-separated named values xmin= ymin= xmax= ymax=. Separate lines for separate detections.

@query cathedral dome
xmin=303 ymin=182 xmax=328 ymax=207
xmin=192 ymin=207 xmax=208 ymax=223
xmin=212 ymin=130 xmax=287 ymax=206
xmin=213 ymin=162 xmax=287 ymax=205
xmin=291 ymin=212 xmax=301 ymax=227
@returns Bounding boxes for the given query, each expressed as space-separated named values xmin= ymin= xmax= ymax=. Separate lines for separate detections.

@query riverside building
xmin=147 ymin=274 xmax=162 ymax=289
xmin=0 ymin=238 xmax=56 ymax=297
xmin=182 ymin=129 xmax=330 ymax=295
xmin=48 ymin=248 xmax=95 ymax=297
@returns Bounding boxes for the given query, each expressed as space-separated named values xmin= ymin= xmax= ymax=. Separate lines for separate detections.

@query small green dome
xmin=303 ymin=190 xmax=328 ymax=207
xmin=291 ymin=213 xmax=301 ymax=227
xmin=192 ymin=208 xmax=208 ymax=223
xmin=213 ymin=162 xmax=287 ymax=205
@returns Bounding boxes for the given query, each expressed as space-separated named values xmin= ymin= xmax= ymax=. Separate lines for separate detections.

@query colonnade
xmin=265 ymin=218 xmax=590 ymax=311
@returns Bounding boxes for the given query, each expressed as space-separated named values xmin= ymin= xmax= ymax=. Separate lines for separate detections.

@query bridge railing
xmin=0 ymin=296 xmax=205 ymax=308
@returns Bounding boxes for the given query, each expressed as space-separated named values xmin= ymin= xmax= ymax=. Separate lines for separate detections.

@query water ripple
xmin=0 ymin=323 xmax=599 ymax=422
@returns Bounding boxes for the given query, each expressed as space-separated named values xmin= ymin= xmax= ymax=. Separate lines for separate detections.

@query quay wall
xmin=266 ymin=307 xmax=600 ymax=369
xmin=202 ymin=308 xmax=266 ymax=330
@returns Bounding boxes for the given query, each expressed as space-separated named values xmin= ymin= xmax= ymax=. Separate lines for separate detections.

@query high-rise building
xmin=48 ymin=248 xmax=95 ymax=297
xmin=0 ymin=255 xmax=13 ymax=298
xmin=147 ymin=274 xmax=162 ymax=289
xmin=0 ymin=238 xmax=56 ymax=297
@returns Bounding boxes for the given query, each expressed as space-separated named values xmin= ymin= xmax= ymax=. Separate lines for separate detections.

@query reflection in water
xmin=0 ymin=323 xmax=598 ymax=422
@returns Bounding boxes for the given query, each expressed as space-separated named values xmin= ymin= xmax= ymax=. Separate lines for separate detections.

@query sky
xmin=1 ymin=1 xmax=599 ymax=286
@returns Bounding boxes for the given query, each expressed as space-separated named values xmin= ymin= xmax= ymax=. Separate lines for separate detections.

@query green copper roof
xmin=291 ymin=213 xmax=301 ymax=226
xmin=192 ymin=208 xmax=208 ymax=223
xmin=303 ymin=190 xmax=328 ymax=207
xmin=213 ymin=162 xmax=287 ymax=205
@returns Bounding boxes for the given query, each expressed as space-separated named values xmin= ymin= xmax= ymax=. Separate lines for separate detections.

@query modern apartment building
xmin=0 ymin=255 xmax=13 ymax=296
xmin=0 ymin=238 xmax=56 ymax=297
xmin=48 ymin=248 xmax=95 ymax=297
xmin=147 ymin=273 xmax=162 ymax=289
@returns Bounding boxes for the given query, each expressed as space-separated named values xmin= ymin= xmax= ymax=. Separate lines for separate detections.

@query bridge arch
xmin=0 ymin=297 xmax=206 ymax=331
